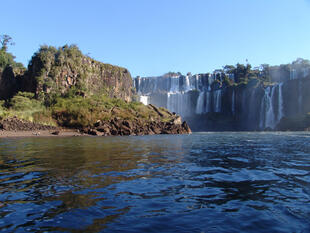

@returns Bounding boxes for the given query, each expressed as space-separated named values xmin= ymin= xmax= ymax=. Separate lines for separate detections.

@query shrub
xmin=10 ymin=92 xmax=42 ymax=111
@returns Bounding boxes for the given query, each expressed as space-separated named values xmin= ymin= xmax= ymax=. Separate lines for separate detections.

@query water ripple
xmin=0 ymin=133 xmax=309 ymax=232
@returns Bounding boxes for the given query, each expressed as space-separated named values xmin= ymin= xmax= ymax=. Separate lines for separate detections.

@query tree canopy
xmin=0 ymin=34 xmax=24 ymax=71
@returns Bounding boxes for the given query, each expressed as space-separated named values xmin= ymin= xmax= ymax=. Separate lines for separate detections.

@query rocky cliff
xmin=0 ymin=45 xmax=133 ymax=102
xmin=0 ymin=44 xmax=192 ymax=136
xmin=22 ymin=45 xmax=133 ymax=102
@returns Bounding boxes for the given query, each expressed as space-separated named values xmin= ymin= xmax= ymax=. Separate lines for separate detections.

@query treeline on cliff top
xmin=0 ymin=35 xmax=180 ymax=128
xmin=156 ymin=58 xmax=310 ymax=89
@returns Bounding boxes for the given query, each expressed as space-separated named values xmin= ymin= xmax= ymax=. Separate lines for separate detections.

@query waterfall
xmin=214 ymin=90 xmax=222 ymax=113
xmin=196 ymin=91 xmax=213 ymax=114
xmin=134 ymin=70 xmax=308 ymax=131
xmin=278 ymin=83 xmax=284 ymax=122
xmin=260 ymin=84 xmax=285 ymax=130
xmin=139 ymin=96 xmax=149 ymax=105
xmin=264 ymin=86 xmax=276 ymax=129
xmin=208 ymin=75 xmax=215 ymax=88
xmin=195 ymin=75 xmax=199 ymax=90
xmin=167 ymin=92 xmax=191 ymax=117
xmin=184 ymin=75 xmax=190 ymax=91
xmin=232 ymin=90 xmax=235 ymax=115
xmin=196 ymin=91 xmax=205 ymax=114
xmin=170 ymin=77 xmax=180 ymax=93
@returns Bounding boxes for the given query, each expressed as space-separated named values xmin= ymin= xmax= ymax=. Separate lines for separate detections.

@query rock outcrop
xmin=0 ymin=116 xmax=57 ymax=131
xmin=0 ymin=66 xmax=24 ymax=100
xmin=22 ymin=45 xmax=133 ymax=102
xmin=82 ymin=117 xmax=191 ymax=136
xmin=0 ymin=45 xmax=133 ymax=102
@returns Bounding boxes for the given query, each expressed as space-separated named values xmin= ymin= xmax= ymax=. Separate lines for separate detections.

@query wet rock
xmin=51 ymin=130 xmax=60 ymax=135
xmin=171 ymin=116 xmax=182 ymax=125
xmin=182 ymin=121 xmax=192 ymax=133
xmin=87 ymin=129 xmax=103 ymax=136
xmin=82 ymin=113 xmax=192 ymax=137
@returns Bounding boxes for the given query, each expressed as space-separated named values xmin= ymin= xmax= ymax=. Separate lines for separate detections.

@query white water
xmin=136 ymin=75 xmax=292 ymax=130
xmin=196 ymin=92 xmax=205 ymax=114
xmin=184 ymin=75 xmax=191 ymax=92
xmin=167 ymin=92 xmax=192 ymax=117
xmin=260 ymin=83 xmax=285 ymax=130
xmin=265 ymin=86 xmax=276 ymax=129
xmin=214 ymin=90 xmax=222 ymax=113
xmin=139 ymin=96 xmax=149 ymax=105
xmin=170 ymin=76 xmax=180 ymax=93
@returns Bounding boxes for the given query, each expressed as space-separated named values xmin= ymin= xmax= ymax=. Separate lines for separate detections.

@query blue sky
xmin=1 ymin=0 xmax=310 ymax=77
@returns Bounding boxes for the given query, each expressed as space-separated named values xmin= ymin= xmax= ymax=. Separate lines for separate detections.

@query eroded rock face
xmin=0 ymin=66 xmax=17 ymax=99
xmin=21 ymin=45 xmax=133 ymax=102
xmin=81 ymin=116 xmax=191 ymax=136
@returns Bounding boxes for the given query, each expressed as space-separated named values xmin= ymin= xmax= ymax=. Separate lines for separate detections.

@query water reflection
xmin=0 ymin=133 xmax=309 ymax=232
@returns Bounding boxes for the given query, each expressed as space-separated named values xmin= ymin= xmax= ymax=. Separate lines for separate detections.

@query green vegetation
xmin=0 ymin=35 xmax=138 ymax=128
xmin=0 ymin=35 xmax=25 ymax=72
xmin=0 ymin=34 xmax=140 ymax=129
xmin=210 ymin=58 xmax=310 ymax=89
xmin=0 ymin=91 xmax=175 ymax=128
xmin=26 ymin=44 xmax=131 ymax=103
xmin=0 ymin=92 xmax=54 ymax=125
xmin=50 ymin=94 xmax=174 ymax=128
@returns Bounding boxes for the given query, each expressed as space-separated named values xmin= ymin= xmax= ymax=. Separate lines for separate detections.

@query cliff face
xmin=22 ymin=45 xmax=133 ymax=102
xmin=0 ymin=45 xmax=133 ymax=102
xmin=0 ymin=66 xmax=24 ymax=100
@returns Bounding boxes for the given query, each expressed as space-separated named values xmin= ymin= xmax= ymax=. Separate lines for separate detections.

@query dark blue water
xmin=0 ymin=132 xmax=310 ymax=232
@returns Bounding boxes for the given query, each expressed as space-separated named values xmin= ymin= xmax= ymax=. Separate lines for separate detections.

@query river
xmin=0 ymin=132 xmax=309 ymax=232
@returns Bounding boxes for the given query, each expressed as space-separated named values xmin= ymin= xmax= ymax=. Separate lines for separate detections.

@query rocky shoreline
xmin=81 ymin=117 xmax=191 ymax=136
xmin=0 ymin=114 xmax=191 ymax=138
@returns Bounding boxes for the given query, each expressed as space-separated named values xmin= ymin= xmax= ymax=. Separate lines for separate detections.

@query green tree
xmin=0 ymin=35 xmax=24 ymax=71
xmin=0 ymin=34 xmax=14 ymax=52
xmin=260 ymin=64 xmax=271 ymax=82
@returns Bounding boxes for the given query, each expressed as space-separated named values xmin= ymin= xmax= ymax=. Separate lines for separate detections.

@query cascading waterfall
xmin=214 ymin=90 xmax=222 ymax=113
xmin=195 ymin=91 xmax=213 ymax=114
xmin=196 ymin=91 xmax=205 ymax=114
xmin=265 ymin=86 xmax=276 ymax=129
xmin=170 ymin=76 xmax=180 ymax=93
xmin=134 ymin=71 xmax=306 ymax=131
xmin=259 ymin=83 xmax=285 ymax=130
xmin=184 ymin=75 xmax=191 ymax=91
xmin=167 ymin=92 xmax=192 ymax=117
xmin=135 ymin=74 xmax=220 ymax=114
